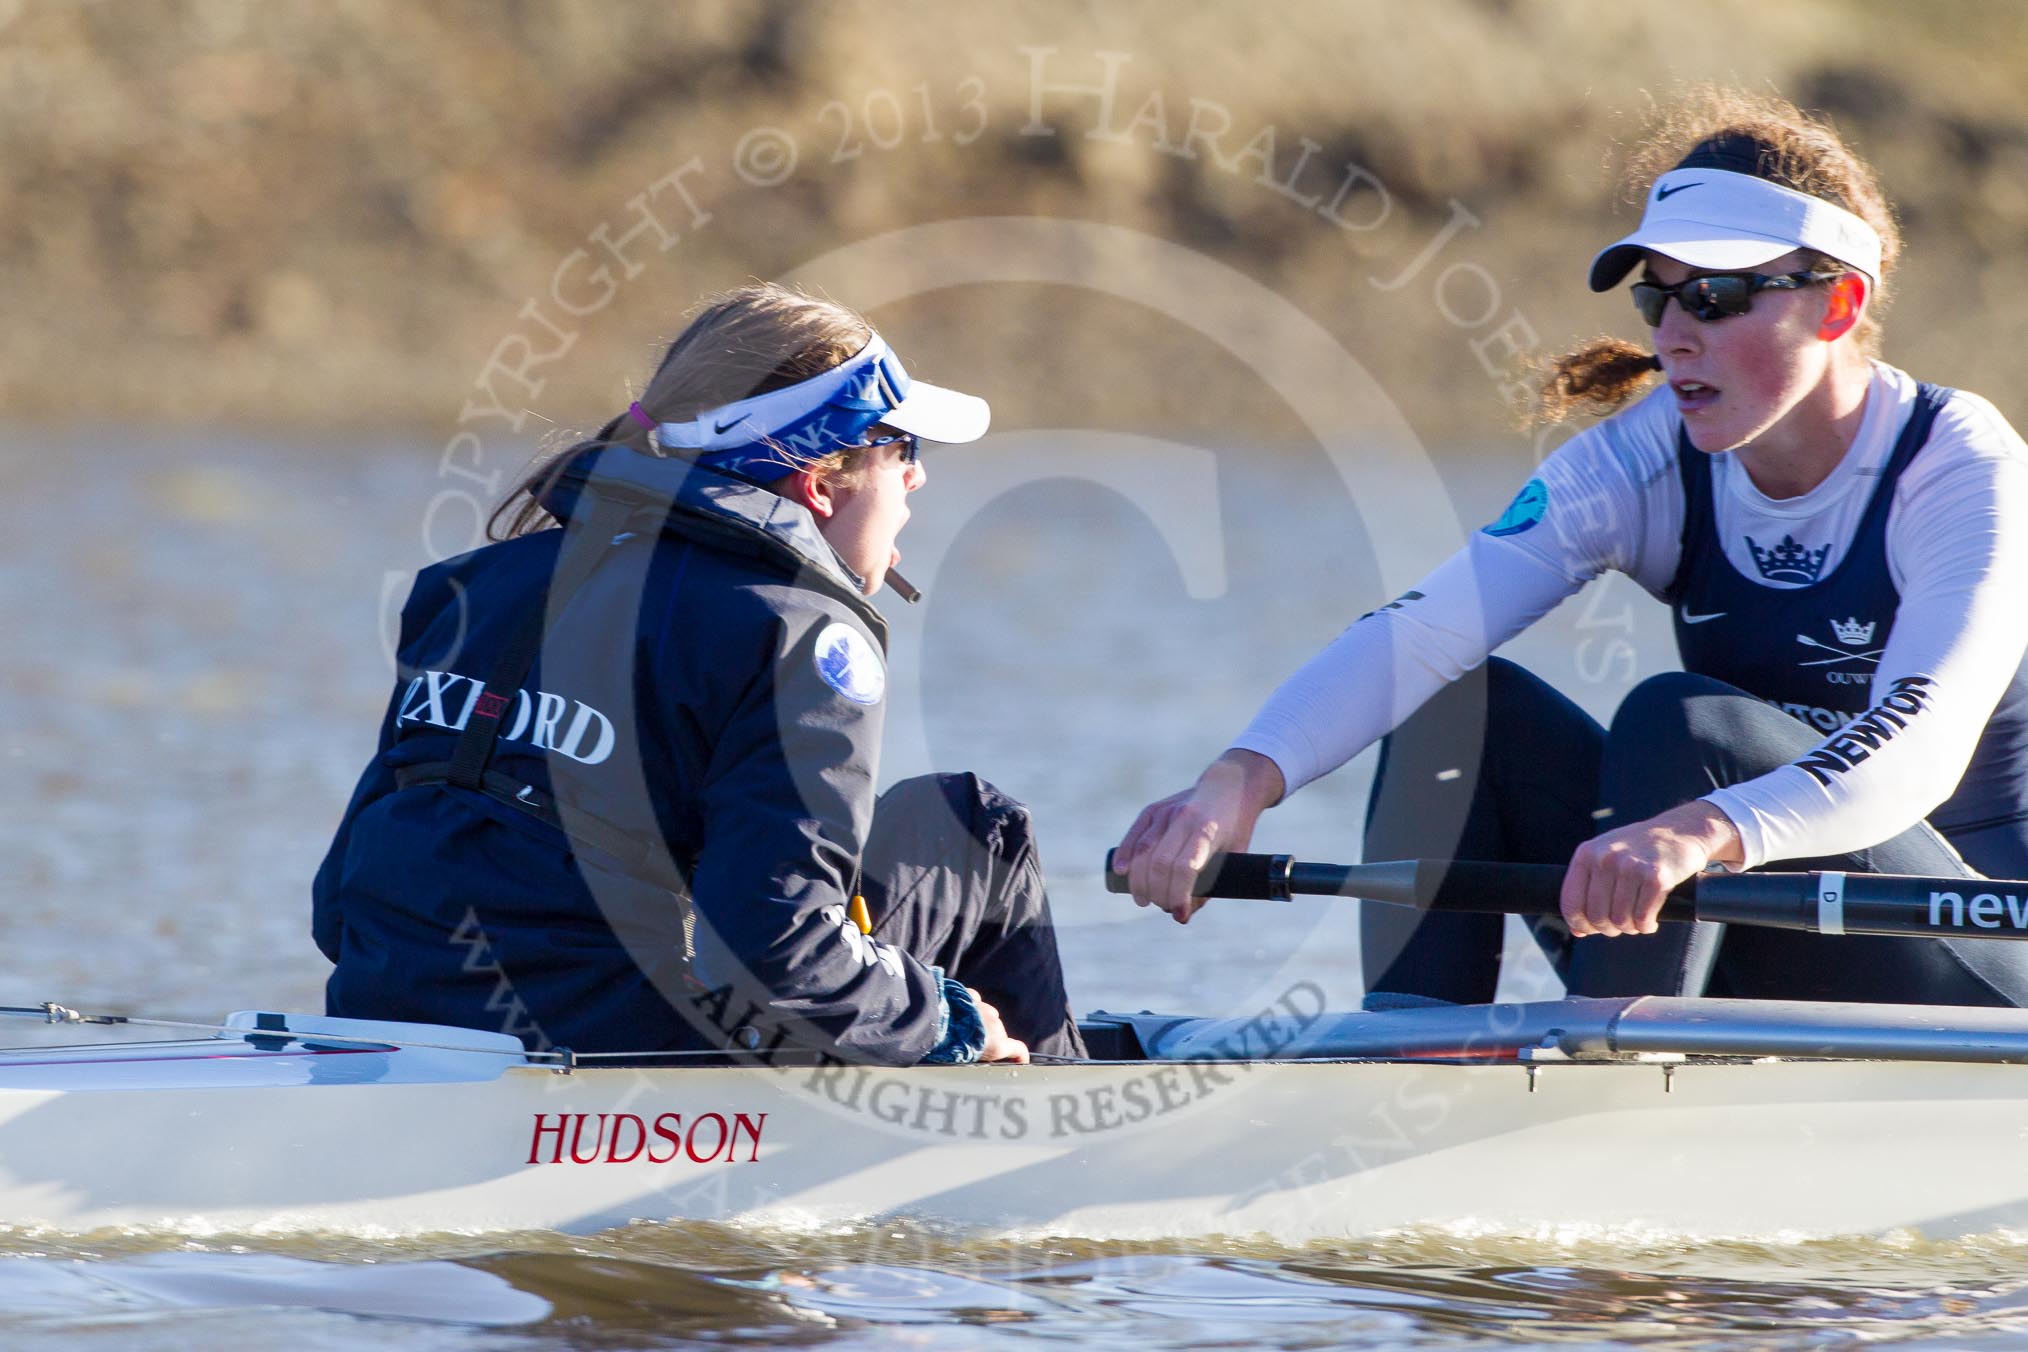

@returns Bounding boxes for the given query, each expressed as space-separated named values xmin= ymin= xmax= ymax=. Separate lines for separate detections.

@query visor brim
xmin=882 ymin=379 xmax=991 ymax=444
xmin=1588 ymin=230 xmax=1803 ymax=292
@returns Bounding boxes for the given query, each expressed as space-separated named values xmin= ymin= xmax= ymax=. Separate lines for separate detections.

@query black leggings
xmin=860 ymin=773 xmax=1087 ymax=1059
xmin=1361 ymin=659 xmax=2028 ymax=1007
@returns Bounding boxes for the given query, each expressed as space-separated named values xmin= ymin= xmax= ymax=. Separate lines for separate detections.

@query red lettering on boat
xmin=648 ymin=1113 xmax=684 ymax=1164
xmin=605 ymin=1113 xmax=646 ymax=1163
xmin=686 ymin=1112 xmax=728 ymax=1162
xmin=525 ymin=1109 xmax=764 ymax=1164
xmin=528 ymin=1113 xmax=569 ymax=1165
xmin=568 ymin=1113 xmax=608 ymax=1164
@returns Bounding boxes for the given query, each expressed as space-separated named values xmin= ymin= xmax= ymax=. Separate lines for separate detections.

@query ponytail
xmin=486 ymin=412 xmax=655 ymax=541
xmin=1535 ymin=339 xmax=1662 ymax=426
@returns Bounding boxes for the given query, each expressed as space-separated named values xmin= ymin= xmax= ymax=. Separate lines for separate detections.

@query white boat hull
xmin=0 ymin=1003 xmax=2025 ymax=1240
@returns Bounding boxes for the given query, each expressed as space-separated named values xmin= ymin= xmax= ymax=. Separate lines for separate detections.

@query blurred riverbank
xmin=4 ymin=0 xmax=2028 ymax=447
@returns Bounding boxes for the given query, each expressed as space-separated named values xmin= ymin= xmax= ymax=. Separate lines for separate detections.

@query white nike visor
xmin=1589 ymin=167 xmax=1882 ymax=292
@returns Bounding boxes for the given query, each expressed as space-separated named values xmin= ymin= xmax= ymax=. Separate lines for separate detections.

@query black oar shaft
xmin=1698 ymin=870 xmax=2028 ymax=942
xmin=1281 ymin=856 xmax=1698 ymax=924
xmin=1103 ymin=850 xmax=2028 ymax=943
xmin=1103 ymin=849 xmax=1677 ymax=914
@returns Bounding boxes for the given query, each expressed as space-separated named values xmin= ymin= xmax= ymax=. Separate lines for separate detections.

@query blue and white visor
xmin=652 ymin=333 xmax=990 ymax=482
xmin=1589 ymin=168 xmax=1882 ymax=292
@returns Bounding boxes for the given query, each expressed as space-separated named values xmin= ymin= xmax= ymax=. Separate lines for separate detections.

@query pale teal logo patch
xmin=1483 ymin=478 xmax=1548 ymax=537
xmin=814 ymin=621 xmax=885 ymax=706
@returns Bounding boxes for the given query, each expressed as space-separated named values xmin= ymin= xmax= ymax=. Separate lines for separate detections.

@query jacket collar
xmin=547 ymin=447 xmax=887 ymax=643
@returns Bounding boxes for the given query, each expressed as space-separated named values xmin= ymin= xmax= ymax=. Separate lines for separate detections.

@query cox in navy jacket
xmin=313 ymin=448 xmax=951 ymax=1061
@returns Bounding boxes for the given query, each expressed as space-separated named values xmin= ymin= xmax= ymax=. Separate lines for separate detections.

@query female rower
xmin=1115 ymin=89 xmax=2028 ymax=1006
xmin=316 ymin=283 xmax=1082 ymax=1063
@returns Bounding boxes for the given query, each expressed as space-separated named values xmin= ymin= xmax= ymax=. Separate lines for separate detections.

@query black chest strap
xmin=404 ymin=489 xmax=697 ymax=956
xmin=442 ymin=492 xmax=631 ymax=794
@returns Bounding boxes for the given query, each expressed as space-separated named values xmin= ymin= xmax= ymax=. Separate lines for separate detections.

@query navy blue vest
xmin=1666 ymin=384 xmax=2028 ymax=857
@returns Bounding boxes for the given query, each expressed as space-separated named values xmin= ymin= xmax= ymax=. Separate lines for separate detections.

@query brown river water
xmin=5 ymin=426 xmax=2025 ymax=1348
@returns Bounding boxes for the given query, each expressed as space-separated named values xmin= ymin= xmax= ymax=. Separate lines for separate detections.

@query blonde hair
xmin=492 ymin=283 xmax=876 ymax=539
xmin=1537 ymin=87 xmax=1901 ymax=426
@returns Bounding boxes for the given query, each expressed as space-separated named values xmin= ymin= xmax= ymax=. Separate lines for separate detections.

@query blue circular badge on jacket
xmin=814 ymin=622 xmax=885 ymax=706
xmin=1483 ymin=478 xmax=1548 ymax=537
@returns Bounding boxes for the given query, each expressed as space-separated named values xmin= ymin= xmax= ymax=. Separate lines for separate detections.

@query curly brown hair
xmin=1536 ymin=86 xmax=1901 ymax=426
xmin=491 ymin=283 xmax=876 ymax=539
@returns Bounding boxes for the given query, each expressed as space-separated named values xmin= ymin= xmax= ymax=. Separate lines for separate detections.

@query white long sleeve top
xmin=1231 ymin=363 xmax=2028 ymax=868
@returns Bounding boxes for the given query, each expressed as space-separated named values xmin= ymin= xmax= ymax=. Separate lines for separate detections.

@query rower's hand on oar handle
xmin=1104 ymin=849 xmax=1293 ymax=901
xmin=1112 ymin=751 xmax=1285 ymax=924
xmin=1561 ymin=801 xmax=1744 ymax=937
xmin=969 ymin=988 xmax=1029 ymax=1064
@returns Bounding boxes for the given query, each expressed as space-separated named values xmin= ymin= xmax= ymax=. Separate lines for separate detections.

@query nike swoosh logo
xmin=1656 ymin=181 xmax=1700 ymax=201
xmin=714 ymin=416 xmax=744 ymax=436
xmin=1680 ymin=608 xmax=1726 ymax=625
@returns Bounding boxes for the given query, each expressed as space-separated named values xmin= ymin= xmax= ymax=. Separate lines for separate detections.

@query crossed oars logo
xmin=1796 ymin=617 xmax=1882 ymax=667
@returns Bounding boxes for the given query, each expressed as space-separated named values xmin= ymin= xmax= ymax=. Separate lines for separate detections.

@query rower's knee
xmin=878 ymin=772 xmax=1034 ymax=859
xmin=1395 ymin=656 xmax=1526 ymax=731
xmin=1611 ymin=671 xmax=1728 ymax=746
xmin=1611 ymin=671 xmax=1807 ymax=759
xmin=1602 ymin=672 xmax=1816 ymax=821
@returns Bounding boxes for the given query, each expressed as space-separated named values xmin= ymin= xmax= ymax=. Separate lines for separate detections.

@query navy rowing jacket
xmin=313 ymin=449 xmax=948 ymax=1061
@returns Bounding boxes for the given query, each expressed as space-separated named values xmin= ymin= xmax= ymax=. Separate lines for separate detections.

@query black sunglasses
xmin=854 ymin=429 xmax=919 ymax=465
xmin=1631 ymin=270 xmax=1841 ymax=327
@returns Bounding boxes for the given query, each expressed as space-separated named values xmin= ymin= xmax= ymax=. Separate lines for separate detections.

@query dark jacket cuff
xmin=919 ymin=972 xmax=986 ymax=1065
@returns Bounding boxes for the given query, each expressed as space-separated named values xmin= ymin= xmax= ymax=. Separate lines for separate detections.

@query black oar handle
xmin=1102 ymin=848 xmax=1295 ymax=899
xmin=1105 ymin=850 xmax=2028 ymax=943
xmin=1103 ymin=849 xmax=1657 ymax=915
xmin=1102 ymin=849 xmax=1576 ymax=909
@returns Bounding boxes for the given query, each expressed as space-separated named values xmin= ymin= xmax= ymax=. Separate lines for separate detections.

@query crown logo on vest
xmin=1830 ymin=616 xmax=1876 ymax=645
xmin=1747 ymin=534 xmax=1830 ymax=584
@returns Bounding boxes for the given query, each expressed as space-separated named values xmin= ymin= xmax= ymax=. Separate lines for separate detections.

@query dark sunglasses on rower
xmin=854 ymin=429 xmax=919 ymax=465
xmin=1631 ymin=269 xmax=1842 ymax=326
